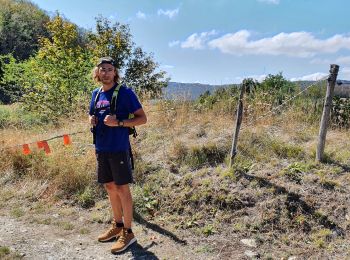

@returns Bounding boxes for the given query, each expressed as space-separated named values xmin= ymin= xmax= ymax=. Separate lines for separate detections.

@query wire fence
xmin=0 ymin=76 xmax=331 ymax=159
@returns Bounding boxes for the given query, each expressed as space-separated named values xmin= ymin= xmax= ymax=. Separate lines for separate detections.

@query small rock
xmin=345 ymin=214 xmax=350 ymax=221
xmin=244 ymin=250 xmax=258 ymax=258
xmin=288 ymin=257 xmax=297 ymax=260
xmin=241 ymin=238 xmax=257 ymax=247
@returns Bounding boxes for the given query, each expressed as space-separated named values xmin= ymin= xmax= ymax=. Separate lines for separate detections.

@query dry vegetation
xmin=0 ymin=94 xmax=350 ymax=259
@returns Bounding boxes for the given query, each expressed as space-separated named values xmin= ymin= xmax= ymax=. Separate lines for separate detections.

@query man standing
xmin=89 ymin=57 xmax=147 ymax=253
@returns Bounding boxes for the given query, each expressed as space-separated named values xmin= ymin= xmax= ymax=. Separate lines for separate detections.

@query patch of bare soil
xmin=0 ymin=207 xmax=210 ymax=260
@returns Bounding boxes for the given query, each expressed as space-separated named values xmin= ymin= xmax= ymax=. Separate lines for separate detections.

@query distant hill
xmin=163 ymin=82 xmax=238 ymax=100
xmin=163 ymin=80 xmax=350 ymax=100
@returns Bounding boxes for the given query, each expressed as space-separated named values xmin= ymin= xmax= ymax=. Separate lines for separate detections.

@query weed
xmin=0 ymin=106 xmax=11 ymax=128
xmin=0 ymin=246 xmax=10 ymax=257
xmin=56 ymin=221 xmax=74 ymax=231
xmin=11 ymin=153 xmax=32 ymax=178
xmin=281 ymin=162 xmax=311 ymax=183
xmin=79 ymin=228 xmax=90 ymax=234
xmin=91 ymin=212 xmax=108 ymax=224
xmin=133 ymin=184 xmax=159 ymax=217
xmin=201 ymin=224 xmax=215 ymax=236
xmin=320 ymin=178 xmax=339 ymax=190
xmin=232 ymin=222 xmax=245 ymax=232
xmin=271 ymin=140 xmax=305 ymax=159
xmin=10 ymin=207 xmax=24 ymax=218
xmin=77 ymin=186 xmax=95 ymax=208
xmin=311 ymin=229 xmax=332 ymax=248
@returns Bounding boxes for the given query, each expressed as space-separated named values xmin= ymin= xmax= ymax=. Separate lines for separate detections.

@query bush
xmin=172 ymin=142 xmax=229 ymax=169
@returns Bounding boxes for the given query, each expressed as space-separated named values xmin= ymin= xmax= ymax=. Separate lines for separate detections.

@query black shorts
xmin=96 ymin=151 xmax=133 ymax=185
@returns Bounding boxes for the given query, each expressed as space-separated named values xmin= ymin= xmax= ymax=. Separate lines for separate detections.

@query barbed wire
xmin=0 ymin=75 xmax=330 ymax=157
xmin=240 ymin=76 xmax=329 ymax=131
xmin=234 ymin=76 xmax=329 ymax=159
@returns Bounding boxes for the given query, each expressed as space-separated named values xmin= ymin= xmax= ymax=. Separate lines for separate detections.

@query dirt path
xmin=0 ymin=213 xmax=210 ymax=260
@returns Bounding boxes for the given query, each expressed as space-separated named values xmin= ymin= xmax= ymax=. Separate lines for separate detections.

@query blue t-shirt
xmin=89 ymin=83 xmax=142 ymax=153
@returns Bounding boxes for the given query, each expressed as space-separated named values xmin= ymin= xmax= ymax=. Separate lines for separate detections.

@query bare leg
xmin=104 ymin=182 xmax=123 ymax=223
xmin=115 ymin=184 xmax=133 ymax=229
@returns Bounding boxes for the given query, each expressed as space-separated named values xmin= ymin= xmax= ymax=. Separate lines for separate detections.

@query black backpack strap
xmin=93 ymin=87 xmax=103 ymax=112
xmin=129 ymin=147 xmax=134 ymax=170
xmin=91 ymin=87 xmax=102 ymax=145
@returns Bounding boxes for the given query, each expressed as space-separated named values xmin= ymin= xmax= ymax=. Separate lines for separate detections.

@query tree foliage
xmin=1 ymin=9 xmax=168 ymax=117
xmin=0 ymin=54 xmax=23 ymax=104
xmin=87 ymin=16 xmax=133 ymax=70
xmin=87 ymin=16 xmax=168 ymax=97
xmin=0 ymin=0 xmax=50 ymax=60
xmin=21 ymin=15 xmax=94 ymax=118
xmin=124 ymin=47 xmax=168 ymax=97
xmin=259 ymin=73 xmax=299 ymax=106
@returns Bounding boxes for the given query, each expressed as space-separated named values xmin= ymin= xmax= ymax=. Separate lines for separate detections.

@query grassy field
xmin=0 ymin=95 xmax=350 ymax=259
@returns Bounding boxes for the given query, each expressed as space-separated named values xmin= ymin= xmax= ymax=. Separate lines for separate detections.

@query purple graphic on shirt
xmin=96 ymin=100 xmax=110 ymax=114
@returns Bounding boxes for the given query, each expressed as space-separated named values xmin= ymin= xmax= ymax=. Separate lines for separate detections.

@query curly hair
xmin=92 ymin=66 xmax=120 ymax=84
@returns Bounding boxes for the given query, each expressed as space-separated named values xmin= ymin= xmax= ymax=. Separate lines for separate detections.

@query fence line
xmin=0 ymin=76 xmax=331 ymax=157
xmin=234 ymin=76 xmax=329 ymax=158
xmin=240 ymin=76 xmax=328 ymax=131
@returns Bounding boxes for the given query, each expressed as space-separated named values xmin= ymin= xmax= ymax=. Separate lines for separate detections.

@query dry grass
xmin=1 ymin=98 xmax=350 ymax=258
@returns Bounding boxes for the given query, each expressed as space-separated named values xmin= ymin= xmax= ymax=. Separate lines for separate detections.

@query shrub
xmin=185 ymin=144 xmax=228 ymax=169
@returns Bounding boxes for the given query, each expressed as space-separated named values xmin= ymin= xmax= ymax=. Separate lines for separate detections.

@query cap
xmin=96 ymin=57 xmax=116 ymax=67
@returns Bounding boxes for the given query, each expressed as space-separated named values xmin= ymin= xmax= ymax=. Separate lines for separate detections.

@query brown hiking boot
xmin=111 ymin=228 xmax=137 ymax=253
xmin=98 ymin=221 xmax=123 ymax=242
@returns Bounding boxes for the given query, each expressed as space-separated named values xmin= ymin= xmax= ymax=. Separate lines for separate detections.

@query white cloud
xmin=181 ymin=30 xmax=217 ymax=50
xmin=168 ymin=40 xmax=180 ymax=47
xmin=235 ymin=74 xmax=267 ymax=83
xmin=257 ymin=0 xmax=280 ymax=4
xmin=157 ymin=8 xmax=179 ymax=19
xmin=290 ymin=72 xmax=328 ymax=81
xmin=136 ymin=11 xmax=146 ymax=19
xmin=208 ymin=30 xmax=350 ymax=57
xmin=339 ymin=67 xmax=350 ymax=79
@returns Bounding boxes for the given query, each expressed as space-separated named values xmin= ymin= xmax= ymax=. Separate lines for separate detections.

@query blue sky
xmin=30 ymin=0 xmax=350 ymax=84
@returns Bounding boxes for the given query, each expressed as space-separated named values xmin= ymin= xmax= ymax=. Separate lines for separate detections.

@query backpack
xmin=93 ymin=83 xmax=138 ymax=137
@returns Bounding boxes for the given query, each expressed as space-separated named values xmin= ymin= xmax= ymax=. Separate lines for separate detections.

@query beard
xmin=101 ymin=77 xmax=114 ymax=84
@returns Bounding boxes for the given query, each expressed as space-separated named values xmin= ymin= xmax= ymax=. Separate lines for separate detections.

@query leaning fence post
xmin=230 ymin=84 xmax=245 ymax=167
xmin=316 ymin=64 xmax=339 ymax=162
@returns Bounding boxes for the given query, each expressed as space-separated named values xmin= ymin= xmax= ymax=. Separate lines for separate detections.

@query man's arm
xmin=104 ymin=108 xmax=147 ymax=127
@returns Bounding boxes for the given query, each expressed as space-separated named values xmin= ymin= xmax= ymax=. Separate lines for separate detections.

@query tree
xmin=124 ymin=47 xmax=168 ymax=97
xmin=87 ymin=16 xmax=168 ymax=97
xmin=259 ymin=73 xmax=299 ymax=106
xmin=0 ymin=54 xmax=23 ymax=104
xmin=0 ymin=0 xmax=50 ymax=60
xmin=21 ymin=14 xmax=94 ymax=118
xmin=87 ymin=16 xmax=133 ymax=69
xmin=242 ymin=78 xmax=260 ymax=96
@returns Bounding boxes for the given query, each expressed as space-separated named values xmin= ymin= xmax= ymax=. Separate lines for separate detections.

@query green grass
xmin=0 ymin=246 xmax=10 ymax=257
xmin=0 ymin=104 xmax=49 ymax=129
xmin=10 ymin=207 xmax=25 ymax=218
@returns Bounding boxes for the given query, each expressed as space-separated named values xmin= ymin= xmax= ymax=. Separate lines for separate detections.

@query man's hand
xmin=89 ymin=115 xmax=98 ymax=126
xmin=104 ymin=115 xmax=118 ymax=127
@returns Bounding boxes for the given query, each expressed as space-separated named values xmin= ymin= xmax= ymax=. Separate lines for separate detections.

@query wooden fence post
xmin=230 ymin=84 xmax=245 ymax=167
xmin=316 ymin=64 xmax=339 ymax=162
